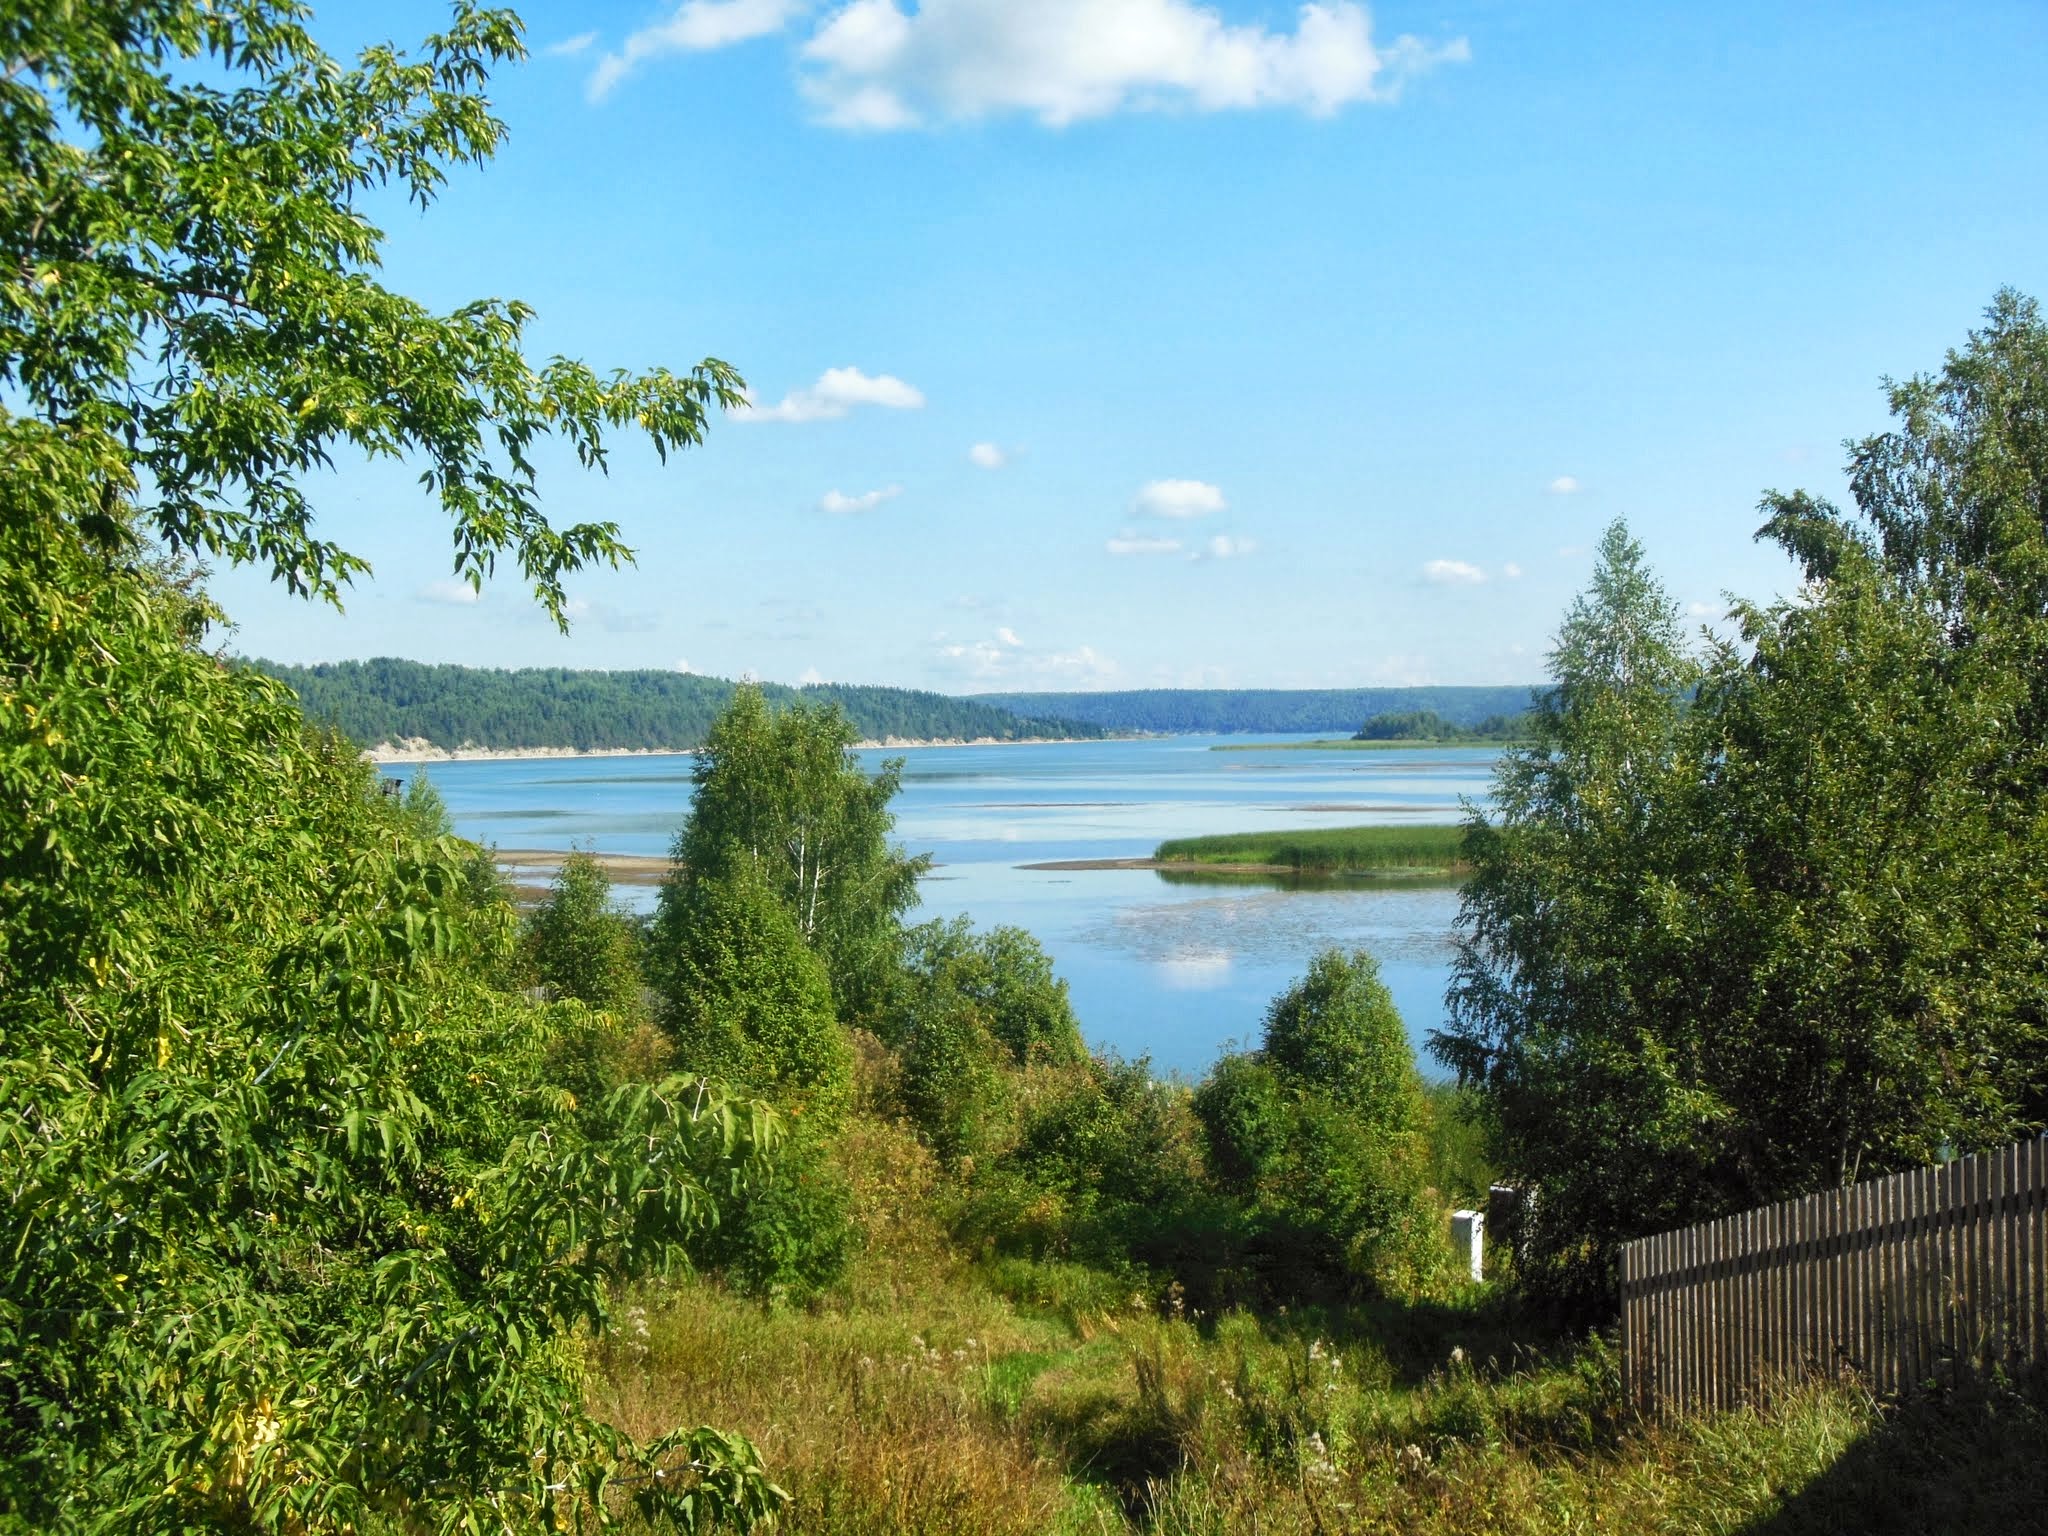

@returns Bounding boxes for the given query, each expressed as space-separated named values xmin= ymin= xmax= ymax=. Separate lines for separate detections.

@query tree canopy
xmin=0 ymin=3 xmax=787 ymax=1525
xmin=663 ymin=685 xmax=930 ymax=1028
xmin=2 ymin=0 xmax=738 ymax=619
xmin=1440 ymin=307 xmax=2048 ymax=1308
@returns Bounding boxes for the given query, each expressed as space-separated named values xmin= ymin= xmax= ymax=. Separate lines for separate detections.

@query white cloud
xmin=1106 ymin=531 xmax=1183 ymax=556
xmin=818 ymin=483 xmax=902 ymax=514
xmin=588 ymin=0 xmax=801 ymax=99
xmin=798 ymin=665 xmax=827 ymax=685
xmin=1133 ymin=478 xmax=1226 ymax=518
xmin=1157 ymin=949 xmax=1233 ymax=990
xmin=996 ymin=625 xmax=1021 ymax=647
xmin=420 ymin=578 xmax=482 ymax=605
xmin=1192 ymin=534 xmax=1256 ymax=560
xmin=1687 ymin=600 xmax=1720 ymax=618
xmin=1422 ymin=558 xmax=1487 ymax=586
xmin=673 ymin=657 xmax=695 ymax=673
xmin=939 ymin=636 xmax=1120 ymax=684
xmin=1503 ymin=562 xmax=1523 ymax=579
xmin=546 ymin=30 xmax=600 ymax=56
xmin=968 ymin=441 xmax=1007 ymax=468
xmin=740 ymin=365 xmax=926 ymax=422
xmin=800 ymin=0 xmax=1469 ymax=130
xmin=1548 ymin=475 xmax=1582 ymax=495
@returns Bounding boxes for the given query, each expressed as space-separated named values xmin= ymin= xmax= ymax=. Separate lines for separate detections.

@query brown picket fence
xmin=1620 ymin=1137 xmax=2048 ymax=1416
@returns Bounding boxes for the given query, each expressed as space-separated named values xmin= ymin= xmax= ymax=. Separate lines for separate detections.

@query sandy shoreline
xmin=496 ymin=848 xmax=671 ymax=885
xmin=369 ymin=735 xmax=1100 ymax=765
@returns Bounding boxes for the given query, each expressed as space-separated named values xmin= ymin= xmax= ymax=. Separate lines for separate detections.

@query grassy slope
xmin=591 ymin=1114 xmax=2048 ymax=1535
xmin=1153 ymin=824 xmax=1467 ymax=875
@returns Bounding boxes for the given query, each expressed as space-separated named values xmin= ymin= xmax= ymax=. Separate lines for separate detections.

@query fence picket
xmin=1618 ymin=1139 xmax=2047 ymax=1416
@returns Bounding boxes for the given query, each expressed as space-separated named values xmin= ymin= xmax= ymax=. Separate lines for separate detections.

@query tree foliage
xmin=1444 ymin=317 xmax=2048 ymax=1307
xmin=527 ymin=847 xmax=646 ymax=1021
xmin=1196 ymin=951 xmax=1442 ymax=1298
xmin=651 ymin=860 xmax=852 ymax=1123
xmin=0 ymin=1 xmax=788 ymax=1524
xmin=897 ymin=917 xmax=1087 ymax=1067
xmin=667 ymin=685 xmax=929 ymax=1027
xmin=1 ymin=0 xmax=741 ymax=620
xmin=0 ymin=507 xmax=785 ymax=1529
xmin=257 ymin=658 xmax=1102 ymax=751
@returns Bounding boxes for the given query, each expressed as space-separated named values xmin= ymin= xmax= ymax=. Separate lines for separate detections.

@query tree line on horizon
xmin=252 ymin=658 xmax=1105 ymax=752
xmin=971 ymin=685 xmax=1539 ymax=735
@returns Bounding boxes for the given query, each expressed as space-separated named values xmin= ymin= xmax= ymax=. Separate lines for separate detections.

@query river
xmin=390 ymin=736 xmax=1499 ymax=1079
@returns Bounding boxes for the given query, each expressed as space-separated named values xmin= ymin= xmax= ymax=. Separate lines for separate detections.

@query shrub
xmin=652 ymin=858 xmax=853 ymax=1122
xmin=690 ymin=1123 xmax=856 ymax=1303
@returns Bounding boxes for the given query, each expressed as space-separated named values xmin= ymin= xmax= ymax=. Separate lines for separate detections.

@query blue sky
xmin=215 ymin=0 xmax=2048 ymax=692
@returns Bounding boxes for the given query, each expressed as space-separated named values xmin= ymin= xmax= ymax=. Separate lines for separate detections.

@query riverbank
xmin=494 ymin=848 xmax=671 ymax=886
xmin=370 ymin=735 xmax=1103 ymax=764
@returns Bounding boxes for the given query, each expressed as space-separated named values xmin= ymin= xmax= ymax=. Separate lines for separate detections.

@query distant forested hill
xmin=252 ymin=659 xmax=1104 ymax=752
xmin=971 ymin=686 xmax=1539 ymax=735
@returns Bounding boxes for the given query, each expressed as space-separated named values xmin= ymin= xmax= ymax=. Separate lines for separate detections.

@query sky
xmin=212 ymin=0 xmax=2048 ymax=693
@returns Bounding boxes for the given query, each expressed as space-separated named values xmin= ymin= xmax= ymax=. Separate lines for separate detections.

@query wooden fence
xmin=1620 ymin=1137 xmax=2048 ymax=1415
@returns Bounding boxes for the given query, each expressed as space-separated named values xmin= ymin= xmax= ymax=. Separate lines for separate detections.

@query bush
xmin=652 ymin=858 xmax=853 ymax=1122
xmin=690 ymin=1124 xmax=856 ymax=1303
xmin=526 ymin=847 xmax=647 ymax=1020
xmin=898 ymin=917 xmax=1086 ymax=1066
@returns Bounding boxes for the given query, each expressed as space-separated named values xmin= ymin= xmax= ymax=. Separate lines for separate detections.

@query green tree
xmin=0 ymin=513 xmax=783 ymax=1529
xmin=1 ymin=1 xmax=740 ymax=619
xmin=668 ymin=685 xmax=929 ymax=1025
xmin=653 ymin=859 xmax=852 ymax=1123
xmin=0 ymin=2 xmax=782 ymax=1524
xmin=898 ymin=916 xmax=1086 ymax=1066
xmin=527 ymin=847 xmax=646 ymax=1020
xmin=1677 ymin=551 xmax=2045 ymax=1196
xmin=1433 ymin=519 xmax=1704 ymax=1309
xmin=1197 ymin=951 xmax=1442 ymax=1298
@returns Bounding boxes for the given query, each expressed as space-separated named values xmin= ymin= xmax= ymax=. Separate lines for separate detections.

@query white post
xmin=1451 ymin=1209 xmax=1485 ymax=1283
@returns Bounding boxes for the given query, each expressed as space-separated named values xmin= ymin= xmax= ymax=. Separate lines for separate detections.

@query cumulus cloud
xmin=818 ymin=483 xmax=902 ymax=514
xmin=798 ymin=665 xmax=827 ymax=685
xmin=1133 ymin=478 xmax=1226 ymax=518
xmin=740 ymin=365 xmax=926 ymax=422
xmin=1687 ymin=600 xmax=1721 ymax=618
xmin=588 ymin=0 xmax=801 ymax=99
xmin=1548 ymin=475 xmax=1582 ymax=495
xmin=800 ymin=0 xmax=1469 ymax=129
xmin=1422 ymin=558 xmax=1487 ymax=586
xmin=546 ymin=30 xmax=600 ymax=56
xmin=968 ymin=441 xmax=1007 ymax=468
xmin=996 ymin=625 xmax=1021 ymax=646
xmin=673 ymin=658 xmax=695 ymax=673
xmin=1106 ymin=532 xmax=1183 ymax=556
xmin=419 ymin=577 xmax=483 ymax=605
xmin=1503 ymin=561 xmax=1523 ymax=579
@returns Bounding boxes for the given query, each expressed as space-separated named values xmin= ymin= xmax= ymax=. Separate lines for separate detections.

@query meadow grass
xmin=1153 ymin=824 xmax=1467 ymax=875
xmin=586 ymin=1110 xmax=2048 ymax=1534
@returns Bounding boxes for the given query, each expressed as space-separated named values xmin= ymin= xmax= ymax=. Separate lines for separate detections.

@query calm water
xmin=392 ymin=736 xmax=1498 ymax=1079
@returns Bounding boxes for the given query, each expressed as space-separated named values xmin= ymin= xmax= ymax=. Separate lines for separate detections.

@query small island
xmin=1213 ymin=707 xmax=1531 ymax=750
xmin=1022 ymin=823 xmax=1467 ymax=877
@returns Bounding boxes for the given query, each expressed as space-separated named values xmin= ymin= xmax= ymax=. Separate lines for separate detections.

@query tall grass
xmin=587 ymin=1111 xmax=2048 ymax=1533
xmin=1153 ymin=824 xmax=1467 ymax=874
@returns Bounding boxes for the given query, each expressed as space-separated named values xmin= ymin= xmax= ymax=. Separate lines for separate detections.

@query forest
xmin=968 ymin=686 xmax=1538 ymax=736
xmin=255 ymin=658 xmax=1103 ymax=752
xmin=4 ymin=5 xmax=2046 ymax=1532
